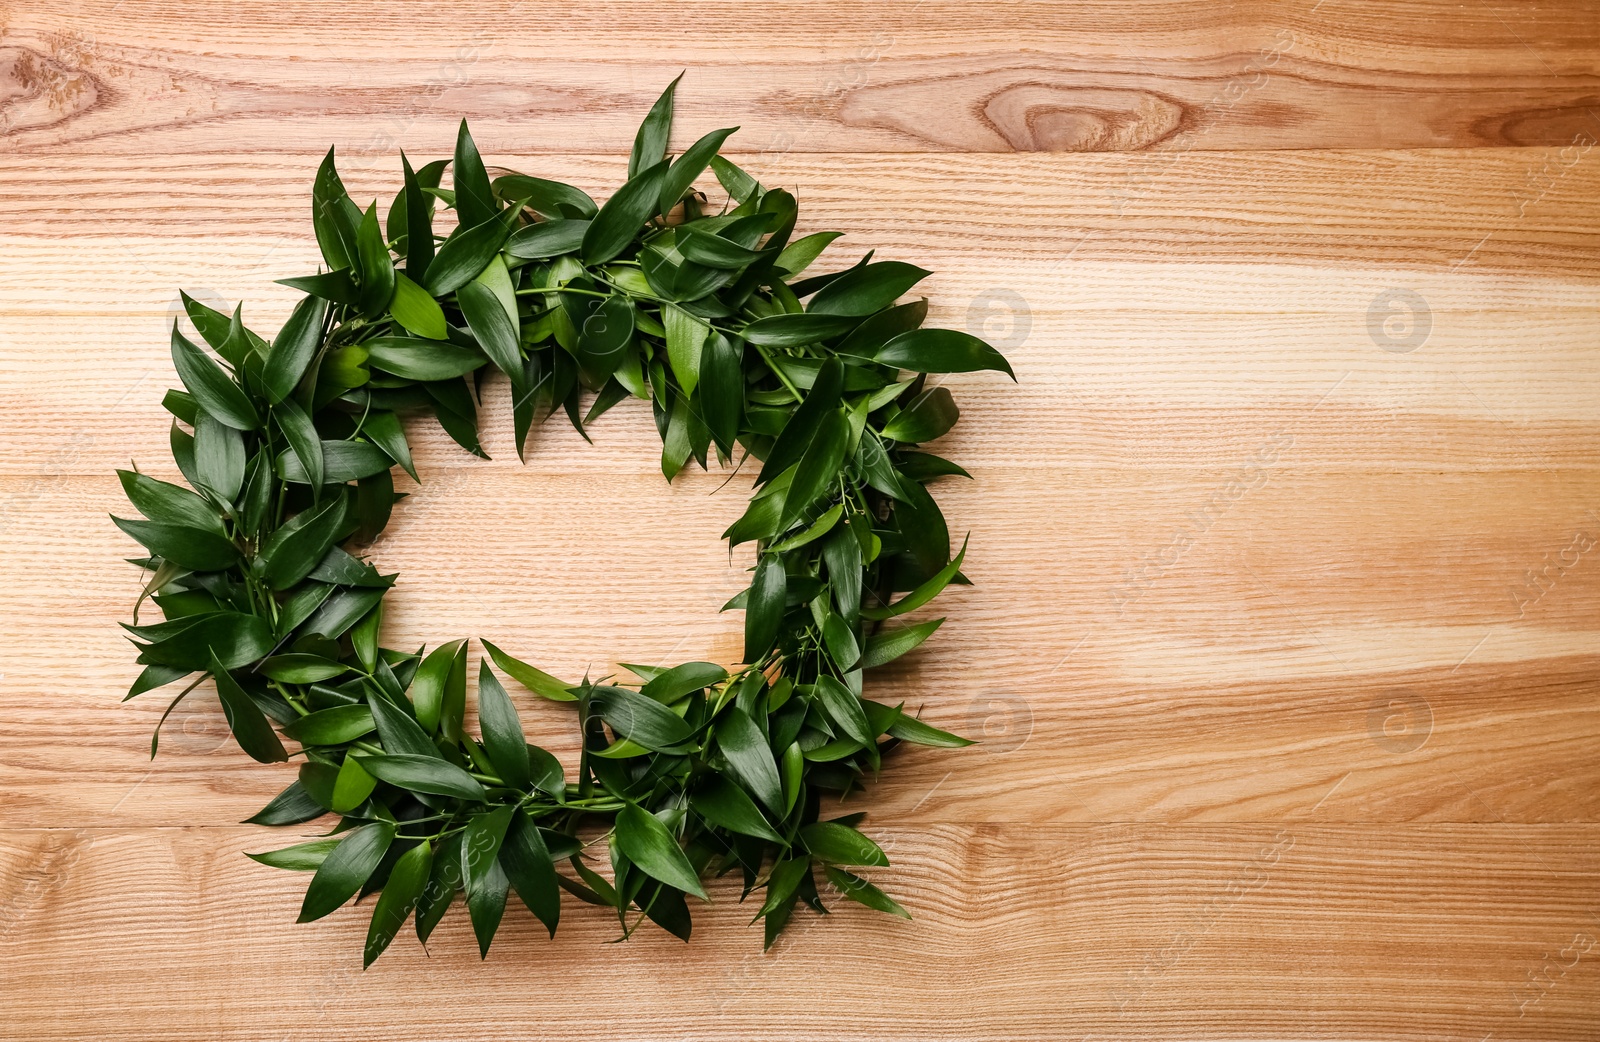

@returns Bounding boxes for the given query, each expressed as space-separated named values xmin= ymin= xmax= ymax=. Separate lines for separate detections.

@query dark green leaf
xmin=453 ymin=120 xmax=496 ymax=229
xmin=876 ymin=327 xmax=1014 ymax=378
xmin=694 ymin=775 xmax=782 ymax=842
xmin=355 ymin=202 xmax=396 ymax=317
xmin=659 ymin=126 xmax=737 ymax=214
xmin=409 ymin=640 xmax=461 ymax=733
xmin=880 ymin=386 xmax=958 ymax=444
xmin=775 ymin=231 xmax=842 ymax=277
xmin=800 ymin=821 xmax=888 ymax=866
xmin=257 ymin=495 xmax=346 ymax=591
xmin=861 ymin=617 xmax=944 ymax=669
xmin=365 ymin=336 xmax=487 ymax=381
xmin=641 ymin=661 xmax=728 ymax=703
xmin=281 ymin=704 xmax=375 ymax=746
xmin=388 ymin=272 xmax=447 ymax=340
xmin=398 ymin=152 xmax=435 ymax=280
xmin=117 ymin=470 xmax=222 ymax=533
xmin=779 ymin=408 xmax=849 ymax=528
xmin=364 ymin=839 xmax=432 ymax=967
xmin=500 ymin=809 xmax=560 ymax=936
xmin=424 ymin=213 xmax=514 ymax=297
xmin=813 ymin=674 xmax=873 ymax=748
xmin=113 ymin=516 xmax=238 ymax=572
xmin=743 ymin=553 xmax=787 ymax=663
xmin=756 ymin=356 xmax=843 ymax=484
xmin=697 ymin=331 xmax=742 ymax=453
xmin=629 ymin=74 xmax=681 ymax=180
xmin=614 ymin=803 xmax=705 ymax=899
xmin=824 ymin=865 xmax=910 ymax=919
xmin=170 ymin=324 xmax=259 ymax=430
xmin=464 ymin=805 xmax=513 ymax=958
xmin=259 ymin=653 xmax=347 ymax=684
xmin=480 ymin=639 xmax=575 ymax=702
xmin=192 ymin=412 xmax=244 ymax=503
xmin=247 ymin=838 xmax=340 ymax=871
xmin=211 ymin=653 xmax=287 ymax=763
xmin=716 ymin=706 xmax=784 ymax=813
xmin=262 ymin=294 xmax=326 ymax=404
xmin=807 ymin=261 xmax=930 ymax=317
xmin=581 ymin=161 xmax=668 ymax=266
xmin=476 ymin=661 xmax=530 ymax=789
xmin=298 ymin=821 xmax=395 ymax=922
xmin=885 ymin=712 xmax=973 ymax=748
xmin=276 ymin=439 xmax=392 ymax=484
xmin=506 ymin=218 xmax=589 ymax=259
xmin=457 ymin=280 xmax=524 ymax=387
xmin=590 ymin=685 xmax=692 ymax=751
xmin=741 ymin=313 xmax=860 ymax=348
xmin=492 ymin=174 xmax=597 ymax=219
xmin=355 ymin=753 xmax=486 ymax=801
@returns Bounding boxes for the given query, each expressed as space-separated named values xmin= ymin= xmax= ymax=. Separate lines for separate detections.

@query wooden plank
xmin=4 ymin=2 xmax=1599 ymax=155
xmin=1 ymin=825 xmax=1596 ymax=1040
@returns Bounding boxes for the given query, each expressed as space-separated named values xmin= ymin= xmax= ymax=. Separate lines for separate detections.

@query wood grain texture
xmin=2 ymin=1 xmax=1599 ymax=1038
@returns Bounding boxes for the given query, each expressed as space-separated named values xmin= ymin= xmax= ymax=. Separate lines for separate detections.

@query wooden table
xmin=3 ymin=2 xmax=1598 ymax=1038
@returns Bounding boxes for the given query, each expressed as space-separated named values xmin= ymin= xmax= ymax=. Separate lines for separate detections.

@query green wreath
xmin=115 ymin=79 xmax=1014 ymax=965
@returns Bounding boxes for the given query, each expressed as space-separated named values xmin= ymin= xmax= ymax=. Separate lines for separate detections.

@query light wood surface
xmin=2 ymin=2 xmax=1599 ymax=1038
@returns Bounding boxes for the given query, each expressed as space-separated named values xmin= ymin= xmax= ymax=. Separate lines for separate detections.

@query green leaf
xmin=885 ymin=711 xmax=973 ymax=748
xmin=862 ymin=536 xmax=966 ymax=620
xmin=364 ymin=839 xmax=432 ymax=967
xmin=757 ymin=356 xmax=843 ymax=484
xmin=740 ymin=313 xmax=860 ymax=348
xmin=800 ymin=821 xmax=888 ymax=866
xmin=276 ymin=439 xmax=391 ymax=484
xmin=780 ymin=741 xmax=803 ymax=813
xmin=355 ymin=753 xmax=486 ymax=801
xmin=277 ymin=269 xmax=359 ymax=306
xmin=641 ymin=661 xmax=728 ymax=703
xmin=678 ymin=229 xmax=765 ymax=269
xmin=590 ymin=685 xmax=693 ymax=751
xmin=779 ymin=408 xmax=849 ymax=528
xmin=281 ymin=704 xmax=375 ymax=746
xmin=192 ymin=412 xmax=245 ymax=503
xmin=743 ymin=553 xmax=787 ymax=664
xmin=506 ymin=218 xmax=589 ymax=259
xmin=807 ymin=261 xmax=930 ymax=317
xmin=694 ymin=776 xmax=782 ymax=843
xmin=259 ymin=654 xmax=348 ymax=684
xmin=262 ymin=294 xmax=326 ymax=404
xmin=861 ymin=617 xmax=944 ymax=669
xmin=244 ymin=780 xmax=326 ymax=825
xmin=776 ymin=231 xmax=842 ymax=277
xmin=117 ymin=469 xmax=221 ymax=533
xmin=355 ymin=201 xmax=396 ymax=317
xmin=366 ymin=692 xmax=441 ymax=757
xmin=614 ymin=803 xmax=706 ymax=899
xmin=823 ymin=865 xmax=910 ymax=919
xmin=821 ymin=611 xmax=860 ymax=669
xmin=112 ymin=516 xmax=239 ymax=572
xmin=463 ymin=805 xmax=513 ymax=958
xmin=492 ymin=174 xmax=597 ymax=219
xmin=480 ymin=640 xmax=575 ymax=702
xmin=398 ymin=152 xmax=436 ymax=280
xmin=880 ymin=386 xmax=958 ymax=444
xmin=876 ymin=327 xmax=1014 ymax=378
xmin=697 ymin=331 xmax=742 ymax=453
xmin=770 ymin=503 xmax=842 ymax=553
xmin=453 ymin=120 xmax=496 ymax=229
xmin=246 ymin=838 xmax=341 ymax=872
xmin=388 ymin=272 xmax=447 ymax=340
xmin=629 ymin=74 xmax=681 ymax=180
xmin=499 ymin=809 xmax=560 ymax=936
xmin=298 ymin=821 xmax=395 ymax=922
xmin=716 ymin=706 xmax=784 ymax=813
xmin=662 ymin=304 xmax=708 ymax=396
xmin=813 ymin=674 xmax=874 ymax=748
xmin=710 ymin=154 xmax=760 ymax=203
xmin=424 ymin=212 xmax=514 ymax=296
xmin=409 ymin=640 xmax=462 ymax=732
xmin=210 ymin=653 xmax=287 ymax=764
xmin=170 ymin=324 xmax=259 ymax=430
xmin=361 ymin=410 xmax=416 ymax=483
xmin=659 ymin=126 xmax=737 ymax=214
xmin=581 ymin=160 xmax=668 ymax=266
xmin=270 ymin=397 xmax=324 ymax=493
xmin=311 ymin=147 xmax=358 ymax=272
xmin=330 ymin=753 xmax=377 ymax=812
xmin=573 ymin=293 xmax=635 ymax=382
xmin=365 ymin=336 xmax=487 ymax=381
xmin=476 ymin=661 xmax=530 ymax=789
xmin=457 ymin=281 xmax=524 ymax=388
xmin=257 ymin=495 xmax=345 ymax=590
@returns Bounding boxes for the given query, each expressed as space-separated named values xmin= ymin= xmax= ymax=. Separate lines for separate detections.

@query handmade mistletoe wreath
xmin=115 ymin=80 xmax=1013 ymax=965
